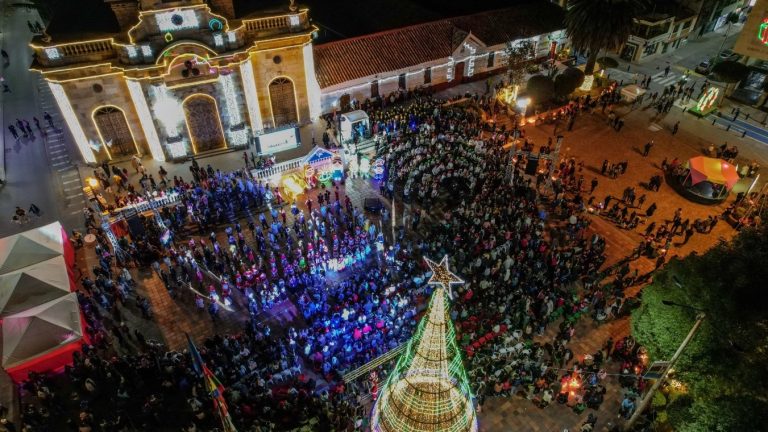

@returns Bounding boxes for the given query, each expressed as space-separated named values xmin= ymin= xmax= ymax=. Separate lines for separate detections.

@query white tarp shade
xmin=0 ymin=256 xmax=72 ymax=318
xmin=621 ymin=84 xmax=647 ymax=102
xmin=1 ymin=293 xmax=83 ymax=369
xmin=340 ymin=110 xmax=370 ymax=141
xmin=0 ymin=222 xmax=64 ymax=274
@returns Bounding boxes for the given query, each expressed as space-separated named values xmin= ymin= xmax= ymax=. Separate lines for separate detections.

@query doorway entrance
xmin=183 ymin=94 xmax=226 ymax=153
xmin=92 ymin=106 xmax=137 ymax=159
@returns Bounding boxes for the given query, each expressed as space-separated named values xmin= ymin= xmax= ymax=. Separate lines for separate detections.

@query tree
xmin=371 ymin=286 xmax=477 ymax=432
xmin=565 ymin=0 xmax=646 ymax=76
xmin=711 ymin=60 xmax=749 ymax=95
xmin=554 ymin=67 xmax=585 ymax=98
xmin=526 ymin=75 xmax=555 ymax=104
xmin=596 ymin=56 xmax=619 ymax=70
xmin=631 ymin=225 xmax=768 ymax=431
xmin=505 ymin=39 xmax=536 ymax=99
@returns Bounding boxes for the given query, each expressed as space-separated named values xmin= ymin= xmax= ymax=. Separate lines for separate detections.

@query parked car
xmin=718 ymin=49 xmax=741 ymax=61
xmin=695 ymin=60 xmax=712 ymax=75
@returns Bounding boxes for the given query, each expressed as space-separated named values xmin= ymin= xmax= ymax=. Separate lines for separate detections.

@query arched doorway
xmin=183 ymin=94 xmax=226 ymax=153
xmin=92 ymin=106 xmax=138 ymax=159
xmin=269 ymin=77 xmax=298 ymax=127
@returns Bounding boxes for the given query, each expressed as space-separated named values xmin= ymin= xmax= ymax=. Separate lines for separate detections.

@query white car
xmin=718 ymin=49 xmax=741 ymax=61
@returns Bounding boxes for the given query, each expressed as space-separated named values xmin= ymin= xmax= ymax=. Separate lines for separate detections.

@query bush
xmin=554 ymin=67 xmax=585 ymax=97
xmin=597 ymin=56 xmax=619 ymax=69
xmin=526 ymin=75 xmax=555 ymax=104
xmin=712 ymin=60 xmax=749 ymax=83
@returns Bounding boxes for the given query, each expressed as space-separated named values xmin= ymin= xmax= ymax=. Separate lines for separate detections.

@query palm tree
xmin=565 ymin=0 xmax=646 ymax=77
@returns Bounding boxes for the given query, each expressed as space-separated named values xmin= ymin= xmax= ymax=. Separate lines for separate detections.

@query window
xmin=487 ymin=52 xmax=495 ymax=68
xmin=424 ymin=67 xmax=432 ymax=84
xmin=370 ymin=80 xmax=379 ymax=98
xmin=44 ymin=47 xmax=60 ymax=60
xmin=398 ymin=73 xmax=406 ymax=89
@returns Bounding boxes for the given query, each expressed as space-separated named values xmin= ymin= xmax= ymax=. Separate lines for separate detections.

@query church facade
xmin=31 ymin=0 xmax=564 ymax=164
xmin=32 ymin=0 xmax=321 ymax=163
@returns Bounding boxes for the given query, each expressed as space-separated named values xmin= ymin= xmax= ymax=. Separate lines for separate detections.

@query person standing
xmin=672 ymin=121 xmax=679 ymax=135
xmin=43 ymin=111 xmax=54 ymax=128
xmin=130 ymin=154 xmax=141 ymax=173
xmin=646 ymin=202 xmax=657 ymax=216
xmin=590 ymin=178 xmax=598 ymax=194
xmin=642 ymin=140 xmax=653 ymax=157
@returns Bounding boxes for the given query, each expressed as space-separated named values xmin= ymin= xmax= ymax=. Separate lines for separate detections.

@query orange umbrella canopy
xmin=687 ymin=156 xmax=740 ymax=189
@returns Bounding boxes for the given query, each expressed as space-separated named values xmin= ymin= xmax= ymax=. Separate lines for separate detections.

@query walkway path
xmin=0 ymin=5 xmax=83 ymax=237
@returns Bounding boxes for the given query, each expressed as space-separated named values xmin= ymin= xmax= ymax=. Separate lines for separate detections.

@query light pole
xmin=717 ymin=22 xmax=732 ymax=58
xmin=623 ymin=300 xmax=706 ymax=431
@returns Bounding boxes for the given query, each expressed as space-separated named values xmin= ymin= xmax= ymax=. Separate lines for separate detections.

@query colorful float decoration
xmin=302 ymin=147 xmax=345 ymax=187
xmin=688 ymin=87 xmax=719 ymax=117
xmin=359 ymin=155 xmax=371 ymax=179
xmin=282 ymin=173 xmax=307 ymax=199
xmin=332 ymin=153 xmax=345 ymax=182
xmin=371 ymin=157 xmax=385 ymax=180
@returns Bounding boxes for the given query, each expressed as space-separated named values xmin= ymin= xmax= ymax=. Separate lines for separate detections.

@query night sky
xmin=43 ymin=0 xmax=546 ymax=43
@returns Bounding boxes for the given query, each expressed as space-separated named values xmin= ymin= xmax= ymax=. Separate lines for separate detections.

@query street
xmin=0 ymin=5 xmax=84 ymax=237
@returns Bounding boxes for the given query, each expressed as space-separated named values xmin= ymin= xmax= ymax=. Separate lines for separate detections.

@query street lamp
xmin=624 ymin=298 xmax=706 ymax=431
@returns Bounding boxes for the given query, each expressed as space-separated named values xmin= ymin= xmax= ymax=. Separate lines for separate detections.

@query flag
xmin=187 ymin=333 xmax=237 ymax=431
xmin=186 ymin=333 xmax=204 ymax=376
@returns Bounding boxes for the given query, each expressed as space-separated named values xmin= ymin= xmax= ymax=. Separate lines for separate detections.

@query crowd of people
xmin=10 ymin=88 xmax=674 ymax=432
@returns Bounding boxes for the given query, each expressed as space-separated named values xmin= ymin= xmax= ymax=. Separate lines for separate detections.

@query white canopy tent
xmin=0 ymin=222 xmax=82 ymax=379
xmin=0 ymin=222 xmax=65 ymax=274
xmin=1 ymin=293 xmax=83 ymax=370
xmin=621 ymin=84 xmax=647 ymax=102
xmin=0 ymin=255 xmax=73 ymax=318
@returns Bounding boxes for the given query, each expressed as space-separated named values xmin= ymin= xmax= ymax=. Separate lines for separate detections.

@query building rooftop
xmin=313 ymin=1 xmax=565 ymax=88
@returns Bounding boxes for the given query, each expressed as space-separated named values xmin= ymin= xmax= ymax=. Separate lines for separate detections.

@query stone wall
xmin=250 ymin=43 xmax=311 ymax=129
xmin=61 ymin=75 xmax=147 ymax=162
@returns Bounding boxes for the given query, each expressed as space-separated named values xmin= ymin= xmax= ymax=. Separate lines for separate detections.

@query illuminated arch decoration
xmin=165 ymin=53 xmax=212 ymax=77
xmin=182 ymin=94 xmax=227 ymax=153
xmin=209 ymin=18 xmax=224 ymax=32
xmin=758 ymin=18 xmax=768 ymax=45
xmin=91 ymin=105 xmax=140 ymax=160
xmin=156 ymin=41 xmax=217 ymax=66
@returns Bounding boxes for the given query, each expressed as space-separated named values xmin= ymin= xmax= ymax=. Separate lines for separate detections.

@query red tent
xmin=687 ymin=156 xmax=740 ymax=190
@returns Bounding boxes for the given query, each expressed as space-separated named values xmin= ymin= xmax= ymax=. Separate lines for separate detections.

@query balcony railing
xmin=58 ymin=40 xmax=114 ymax=57
xmin=242 ymin=10 xmax=309 ymax=39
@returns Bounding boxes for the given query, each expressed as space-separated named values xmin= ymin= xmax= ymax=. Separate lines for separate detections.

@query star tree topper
xmin=424 ymin=255 xmax=464 ymax=299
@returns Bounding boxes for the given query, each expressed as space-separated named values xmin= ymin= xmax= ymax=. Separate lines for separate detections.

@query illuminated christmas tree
xmin=371 ymin=256 xmax=478 ymax=432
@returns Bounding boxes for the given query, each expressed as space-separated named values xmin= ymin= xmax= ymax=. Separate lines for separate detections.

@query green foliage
xmin=632 ymin=225 xmax=768 ymax=431
xmin=597 ymin=57 xmax=619 ymax=69
xmin=526 ymin=75 xmax=555 ymax=104
xmin=565 ymin=0 xmax=647 ymax=74
xmin=554 ymin=67 xmax=585 ymax=97
xmin=505 ymin=40 xmax=536 ymax=88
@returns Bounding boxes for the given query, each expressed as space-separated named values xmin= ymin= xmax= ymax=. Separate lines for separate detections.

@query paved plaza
xmin=3 ymin=4 xmax=768 ymax=430
xmin=64 ymin=96 xmax=752 ymax=431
